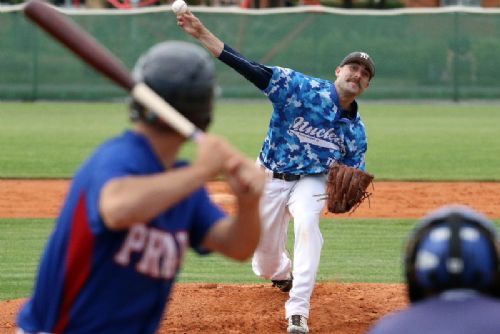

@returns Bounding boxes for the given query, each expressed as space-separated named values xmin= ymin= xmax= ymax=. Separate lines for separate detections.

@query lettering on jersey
xmin=114 ymin=225 xmax=188 ymax=280
xmin=289 ymin=117 xmax=344 ymax=151
xmin=326 ymin=157 xmax=337 ymax=166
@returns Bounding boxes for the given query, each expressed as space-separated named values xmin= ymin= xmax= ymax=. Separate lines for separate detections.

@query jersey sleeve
xmin=84 ymin=135 xmax=155 ymax=235
xmin=262 ymin=67 xmax=304 ymax=107
xmin=188 ymin=187 xmax=226 ymax=255
xmin=218 ymin=43 xmax=273 ymax=91
xmin=85 ymin=151 xmax=133 ymax=235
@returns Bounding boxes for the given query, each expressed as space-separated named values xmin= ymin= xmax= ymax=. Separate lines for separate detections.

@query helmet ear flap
xmin=129 ymin=99 xmax=174 ymax=132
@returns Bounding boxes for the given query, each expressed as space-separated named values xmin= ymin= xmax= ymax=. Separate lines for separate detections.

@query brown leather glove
xmin=325 ymin=164 xmax=374 ymax=214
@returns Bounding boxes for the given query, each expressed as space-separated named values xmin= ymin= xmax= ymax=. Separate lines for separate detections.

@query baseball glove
xmin=323 ymin=164 xmax=374 ymax=214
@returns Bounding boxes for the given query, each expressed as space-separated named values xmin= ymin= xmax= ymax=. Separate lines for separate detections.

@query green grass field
xmin=1 ymin=100 xmax=499 ymax=300
xmin=1 ymin=101 xmax=499 ymax=180
xmin=0 ymin=218 xmax=413 ymax=300
xmin=2 ymin=217 xmax=500 ymax=300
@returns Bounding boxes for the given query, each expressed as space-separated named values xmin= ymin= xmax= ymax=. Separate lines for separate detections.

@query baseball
xmin=171 ymin=0 xmax=188 ymax=14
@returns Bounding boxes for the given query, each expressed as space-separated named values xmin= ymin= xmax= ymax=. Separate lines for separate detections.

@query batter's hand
xmin=193 ymin=134 xmax=264 ymax=199
xmin=193 ymin=134 xmax=233 ymax=178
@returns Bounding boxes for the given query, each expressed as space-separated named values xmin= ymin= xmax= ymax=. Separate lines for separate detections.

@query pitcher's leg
xmin=252 ymin=178 xmax=293 ymax=280
xmin=285 ymin=175 xmax=326 ymax=319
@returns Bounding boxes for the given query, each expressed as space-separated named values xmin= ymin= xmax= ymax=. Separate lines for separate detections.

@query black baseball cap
xmin=339 ymin=51 xmax=375 ymax=79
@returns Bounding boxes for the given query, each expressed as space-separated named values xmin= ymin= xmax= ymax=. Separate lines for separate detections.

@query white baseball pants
xmin=252 ymin=167 xmax=326 ymax=319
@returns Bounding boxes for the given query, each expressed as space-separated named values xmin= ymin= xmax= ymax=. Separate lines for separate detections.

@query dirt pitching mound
xmin=1 ymin=283 xmax=406 ymax=334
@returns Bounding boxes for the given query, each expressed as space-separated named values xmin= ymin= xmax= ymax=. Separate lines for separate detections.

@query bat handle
xmin=190 ymin=129 xmax=204 ymax=143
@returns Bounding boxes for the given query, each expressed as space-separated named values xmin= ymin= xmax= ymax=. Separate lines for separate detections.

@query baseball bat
xmin=23 ymin=0 xmax=202 ymax=141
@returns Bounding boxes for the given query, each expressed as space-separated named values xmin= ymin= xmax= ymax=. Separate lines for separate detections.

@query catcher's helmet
xmin=131 ymin=41 xmax=216 ymax=131
xmin=405 ymin=205 xmax=500 ymax=303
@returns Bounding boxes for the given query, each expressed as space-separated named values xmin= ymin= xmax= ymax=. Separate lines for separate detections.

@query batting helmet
xmin=130 ymin=41 xmax=216 ymax=131
xmin=404 ymin=205 xmax=500 ymax=303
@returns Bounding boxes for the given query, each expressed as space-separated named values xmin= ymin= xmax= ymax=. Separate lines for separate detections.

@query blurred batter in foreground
xmin=16 ymin=41 xmax=265 ymax=334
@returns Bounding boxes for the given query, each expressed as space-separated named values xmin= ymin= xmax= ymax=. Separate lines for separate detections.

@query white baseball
xmin=171 ymin=0 xmax=188 ymax=14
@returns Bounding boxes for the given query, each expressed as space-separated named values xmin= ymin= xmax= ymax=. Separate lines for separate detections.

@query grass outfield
xmin=0 ymin=218 xmax=412 ymax=300
xmin=0 ymin=101 xmax=499 ymax=180
xmin=2 ymin=218 xmax=500 ymax=300
xmin=1 ymin=100 xmax=499 ymax=301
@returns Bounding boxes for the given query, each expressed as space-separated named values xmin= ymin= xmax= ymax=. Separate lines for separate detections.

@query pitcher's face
xmin=335 ymin=62 xmax=371 ymax=97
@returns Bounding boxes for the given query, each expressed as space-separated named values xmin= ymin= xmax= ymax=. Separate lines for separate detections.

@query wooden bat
xmin=23 ymin=0 xmax=203 ymax=141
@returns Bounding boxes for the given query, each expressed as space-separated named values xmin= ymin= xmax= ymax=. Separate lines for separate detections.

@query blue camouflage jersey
xmin=259 ymin=67 xmax=367 ymax=175
xmin=17 ymin=130 xmax=225 ymax=334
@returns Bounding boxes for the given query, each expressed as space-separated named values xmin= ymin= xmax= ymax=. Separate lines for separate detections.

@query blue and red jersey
xmin=17 ymin=130 xmax=225 ymax=334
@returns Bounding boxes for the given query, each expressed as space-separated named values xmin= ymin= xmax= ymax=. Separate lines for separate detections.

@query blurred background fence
xmin=1 ymin=5 xmax=500 ymax=101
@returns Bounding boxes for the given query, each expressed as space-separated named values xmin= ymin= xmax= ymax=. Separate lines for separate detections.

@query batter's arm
xmin=100 ymin=134 xmax=237 ymax=230
xmin=202 ymin=156 xmax=265 ymax=261
xmin=203 ymin=204 xmax=261 ymax=261
xmin=100 ymin=165 xmax=214 ymax=230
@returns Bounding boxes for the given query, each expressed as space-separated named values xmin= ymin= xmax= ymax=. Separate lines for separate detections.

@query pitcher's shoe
xmin=287 ymin=315 xmax=309 ymax=333
xmin=271 ymin=274 xmax=293 ymax=292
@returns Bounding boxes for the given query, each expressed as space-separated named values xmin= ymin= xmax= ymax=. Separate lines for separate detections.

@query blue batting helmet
xmin=404 ymin=205 xmax=500 ymax=302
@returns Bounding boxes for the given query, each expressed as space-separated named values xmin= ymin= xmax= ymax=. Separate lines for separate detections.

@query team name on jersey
xmin=114 ymin=225 xmax=188 ymax=280
xmin=288 ymin=116 xmax=344 ymax=151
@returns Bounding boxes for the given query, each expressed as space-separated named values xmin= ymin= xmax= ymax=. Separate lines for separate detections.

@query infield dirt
xmin=1 ymin=180 xmax=499 ymax=333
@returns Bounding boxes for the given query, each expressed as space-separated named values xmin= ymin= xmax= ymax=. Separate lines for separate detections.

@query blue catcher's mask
xmin=405 ymin=205 xmax=500 ymax=303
